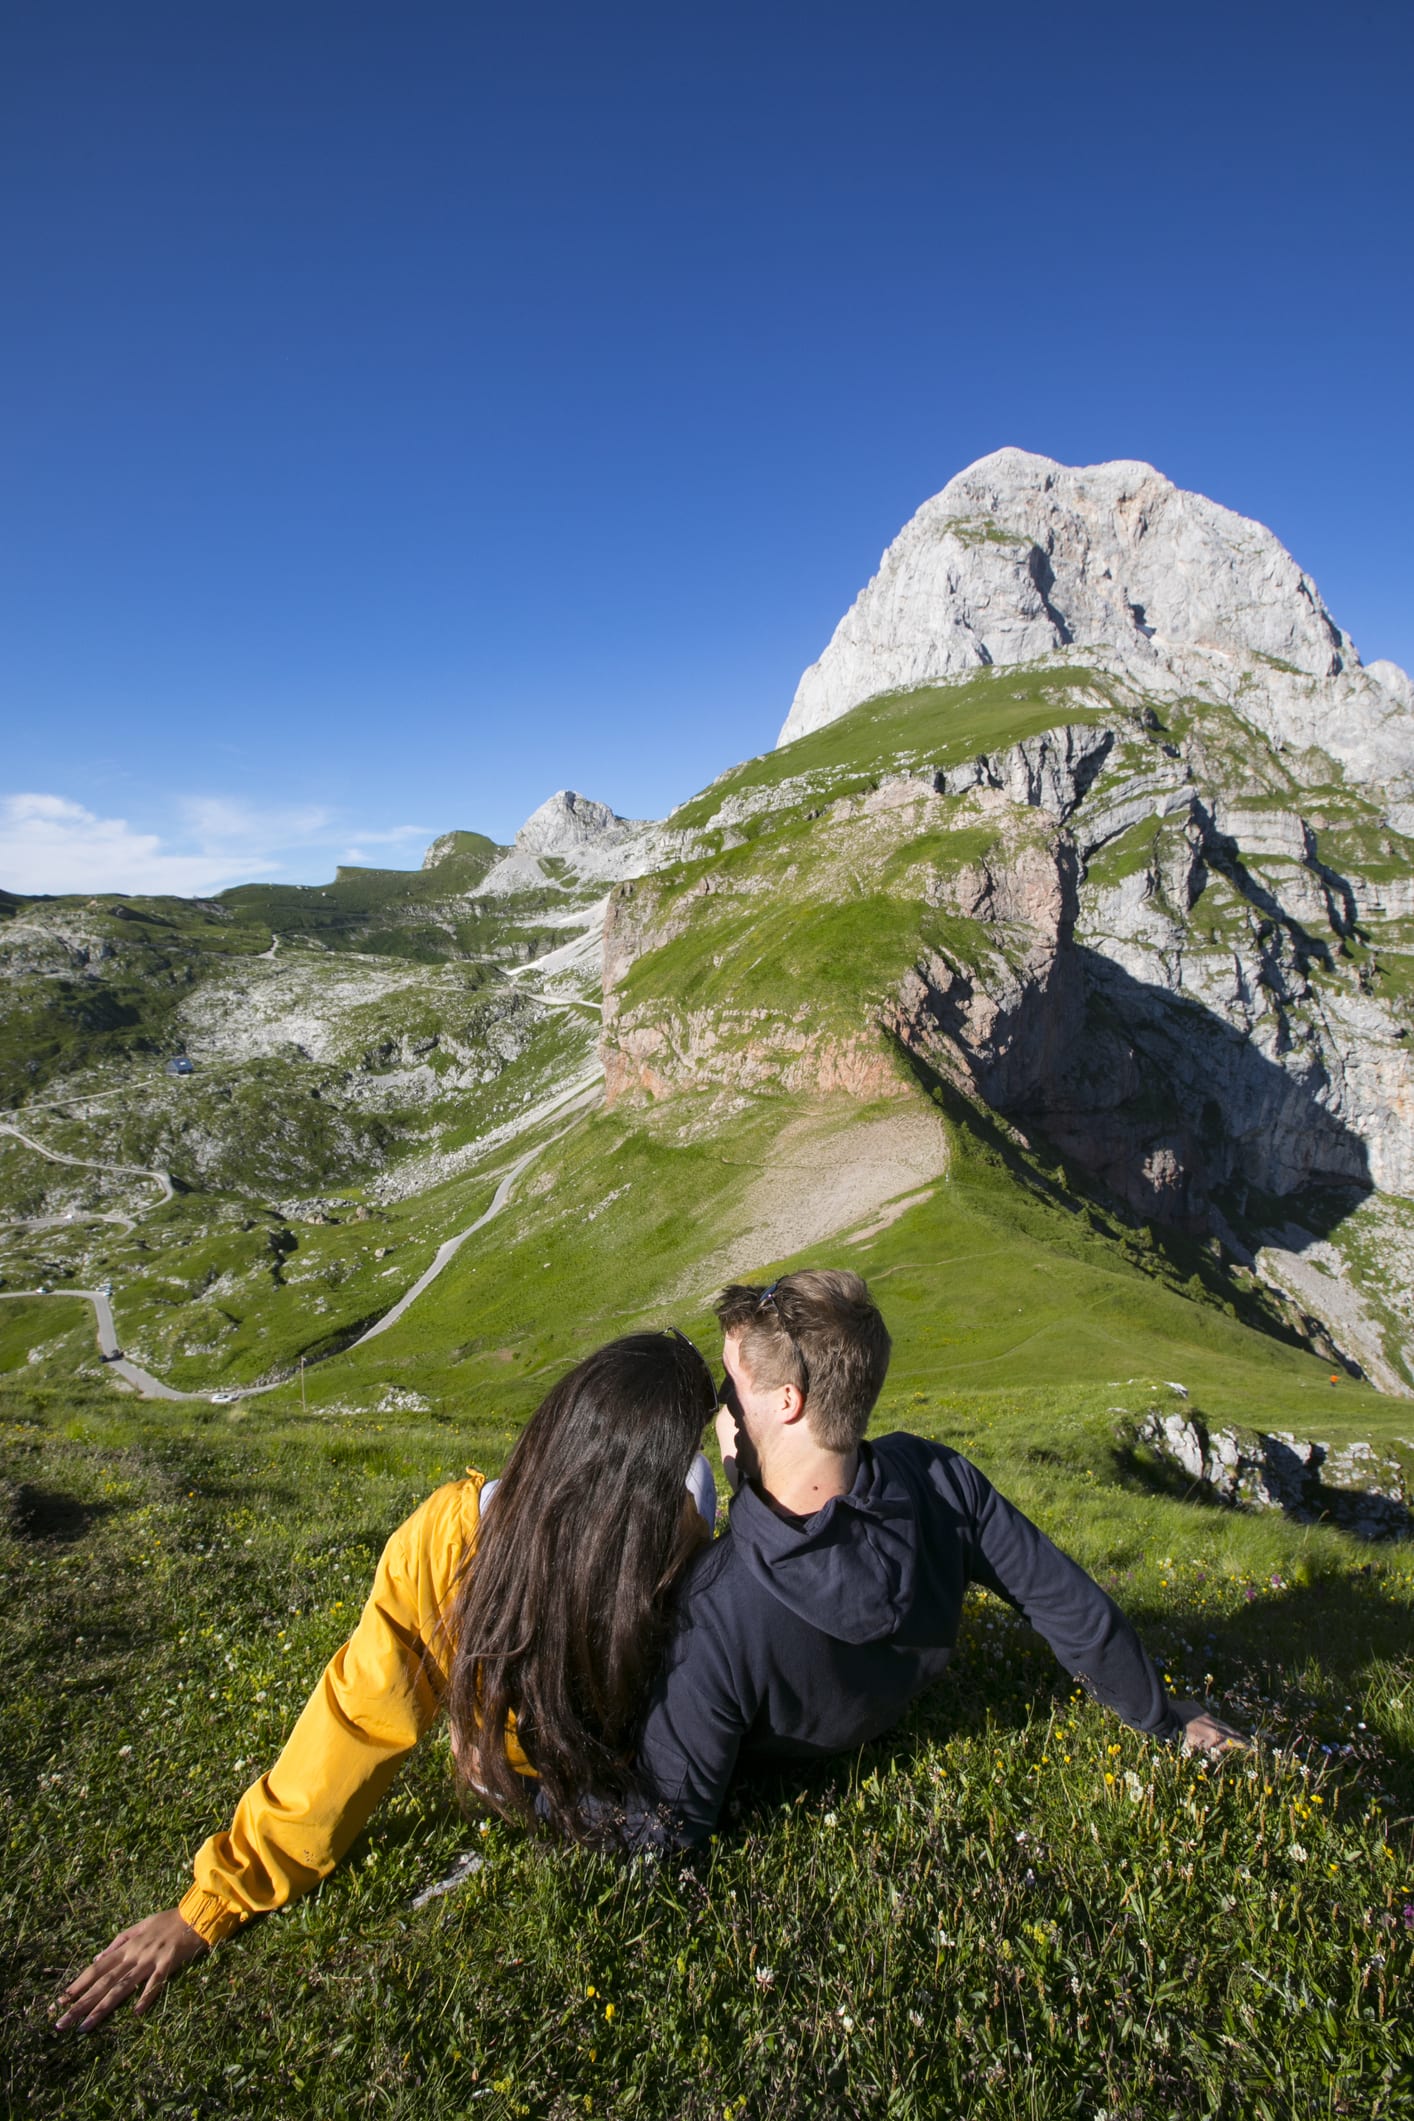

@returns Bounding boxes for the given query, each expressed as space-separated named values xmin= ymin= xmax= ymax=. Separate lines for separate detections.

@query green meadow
xmin=4 ymin=1085 xmax=1413 ymax=2119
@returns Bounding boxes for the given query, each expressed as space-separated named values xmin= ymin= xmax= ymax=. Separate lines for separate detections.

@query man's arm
xmin=947 ymin=1454 xmax=1239 ymax=1746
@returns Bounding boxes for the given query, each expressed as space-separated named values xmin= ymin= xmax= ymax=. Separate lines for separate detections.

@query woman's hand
xmin=54 ymin=1909 xmax=209 ymax=2031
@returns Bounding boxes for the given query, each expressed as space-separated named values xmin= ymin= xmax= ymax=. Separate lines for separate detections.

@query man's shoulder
xmin=871 ymin=1430 xmax=966 ymax=1481
xmin=869 ymin=1433 xmax=990 ymax=1513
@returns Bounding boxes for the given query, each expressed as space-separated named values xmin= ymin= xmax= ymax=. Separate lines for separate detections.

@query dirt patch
xmin=843 ymin=1186 xmax=937 ymax=1245
xmin=678 ymin=1103 xmax=950 ymax=1296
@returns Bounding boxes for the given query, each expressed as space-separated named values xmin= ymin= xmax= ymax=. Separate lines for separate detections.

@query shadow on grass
xmin=4 ymin=1483 xmax=114 ymax=1546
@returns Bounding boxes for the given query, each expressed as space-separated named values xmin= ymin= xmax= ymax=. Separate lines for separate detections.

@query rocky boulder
xmin=1134 ymin=1405 xmax=1411 ymax=1540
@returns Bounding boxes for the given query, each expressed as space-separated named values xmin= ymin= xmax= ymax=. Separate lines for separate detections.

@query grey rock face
xmin=780 ymin=449 xmax=1414 ymax=800
xmin=931 ymin=721 xmax=1116 ymax=816
xmin=845 ymin=686 xmax=1414 ymax=1247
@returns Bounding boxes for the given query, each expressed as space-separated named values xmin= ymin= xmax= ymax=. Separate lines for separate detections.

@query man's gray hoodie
xmin=635 ymin=1433 xmax=1182 ymax=1843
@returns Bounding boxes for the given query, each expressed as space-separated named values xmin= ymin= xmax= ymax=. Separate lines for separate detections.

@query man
xmin=634 ymin=1268 xmax=1243 ymax=1843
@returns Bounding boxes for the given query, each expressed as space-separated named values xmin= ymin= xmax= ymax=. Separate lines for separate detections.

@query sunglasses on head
xmin=751 ymin=1281 xmax=809 ymax=1397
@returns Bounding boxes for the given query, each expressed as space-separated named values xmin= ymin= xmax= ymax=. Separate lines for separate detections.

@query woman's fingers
xmin=133 ymin=1964 xmax=172 ymax=2017
xmin=55 ymin=1909 xmax=207 ymax=2031
xmin=60 ymin=1963 xmax=137 ymax=2030
xmin=54 ymin=1962 xmax=112 ymax=2029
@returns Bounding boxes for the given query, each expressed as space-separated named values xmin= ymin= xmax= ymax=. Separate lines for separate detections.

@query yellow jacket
xmin=178 ymin=1471 xmax=527 ymax=1948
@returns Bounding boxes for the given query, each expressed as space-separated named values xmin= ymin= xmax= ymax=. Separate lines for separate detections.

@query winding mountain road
xmin=0 ymin=1121 xmax=174 ymax=1211
xmin=0 ymin=1080 xmax=598 ymax=1402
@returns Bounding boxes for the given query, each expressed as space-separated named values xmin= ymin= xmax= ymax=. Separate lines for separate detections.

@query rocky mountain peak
xmin=476 ymin=790 xmax=655 ymax=898
xmin=514 ymin=790 xmax=633 ymax=857
xmin=780 ymin=450 xmax=1413 ymax=803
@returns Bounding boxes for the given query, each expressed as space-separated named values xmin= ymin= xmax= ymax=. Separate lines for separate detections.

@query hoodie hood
xmin=727 ymin=1441 xmax=919 ymax=1644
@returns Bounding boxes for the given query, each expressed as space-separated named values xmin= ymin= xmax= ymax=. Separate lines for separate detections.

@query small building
xmin=166 ymin=1056 xmax=195 ymax=1076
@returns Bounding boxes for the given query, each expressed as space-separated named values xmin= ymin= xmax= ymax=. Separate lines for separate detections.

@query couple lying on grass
xmin=58 ymin=1268 xmax=1245 ymax=2032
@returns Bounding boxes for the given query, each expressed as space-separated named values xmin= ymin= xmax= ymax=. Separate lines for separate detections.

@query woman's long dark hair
xmin=446 ymin=1332 xmax=716 ymax=1838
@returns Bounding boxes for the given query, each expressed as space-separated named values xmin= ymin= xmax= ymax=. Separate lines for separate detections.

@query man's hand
xmin=1175 ymin=1703 xmax=1250 ymax=1756
xmin=715 ymin=1404 xmax=741 ymax=1493
xmin=54 ymin=1909 xmax=208 ymax=2031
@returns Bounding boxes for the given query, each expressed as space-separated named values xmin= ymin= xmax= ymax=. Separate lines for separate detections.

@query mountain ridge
xmin=4 ymin=455 xmax=1414 ymax=1406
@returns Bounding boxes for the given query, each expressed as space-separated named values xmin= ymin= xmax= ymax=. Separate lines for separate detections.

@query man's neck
xmin=753 ymin=1439 xmax=859 ymax=1521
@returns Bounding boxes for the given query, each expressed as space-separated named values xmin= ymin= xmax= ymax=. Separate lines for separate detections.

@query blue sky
xmin=2 ymin=0 xmax=1411 ymax=894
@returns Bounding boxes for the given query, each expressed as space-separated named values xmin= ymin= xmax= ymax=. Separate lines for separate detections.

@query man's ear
xmin=778 ymin=1381 xmax=808 ymax=1426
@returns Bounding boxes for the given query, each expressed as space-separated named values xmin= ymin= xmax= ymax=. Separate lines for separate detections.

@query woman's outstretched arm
xmin=54 ymin=1475 xmax=485 ymax=2029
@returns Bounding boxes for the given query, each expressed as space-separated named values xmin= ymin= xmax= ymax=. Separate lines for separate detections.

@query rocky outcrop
xmin=780 ymin=449 xmax=1414 ymax=804
xmin=478 ymin=791 xmax=656 ymax=897
xmin=884 ymin=825 xmax=1084 ymax=1113
xmin=1135 ymin=1405 xmax=1411 ymax=1540
xmin=930 ymin=720 xmax=1116 ymax=818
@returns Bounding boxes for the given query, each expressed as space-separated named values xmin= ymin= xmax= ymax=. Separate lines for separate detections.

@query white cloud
xmin=341 ymin=826 xmax=432 ymax=866
xmin=0 ymin=792 xmax=437 ymax=898
xmin=179 ymin=797 xmax=334 ymax=847
xmin=0 ymin=794 xmax=252 ymax=897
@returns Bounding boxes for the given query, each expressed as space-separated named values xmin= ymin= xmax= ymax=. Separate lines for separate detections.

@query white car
xmin=211 ymin=1390 xmax=241 ymax=1404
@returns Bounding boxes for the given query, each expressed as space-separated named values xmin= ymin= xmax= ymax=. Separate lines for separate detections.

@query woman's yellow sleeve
xmin=178 ymin=1475 xmax=481 ymax=1948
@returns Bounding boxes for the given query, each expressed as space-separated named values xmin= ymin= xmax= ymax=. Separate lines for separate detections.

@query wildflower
xmin=837 ymin=2010 xmax=855 ymax=2034
xmin=604 ymin=2003 xmax=615 ymax=2021
xmin=1289 ymin=1843 xmax=1308 ymax=1864
xmin=823 ymin=1812 xmax=838 ymax=1828
xmin=586 ymin=1985 xmax=596 ymax=1998
xmin=1404 ymin=1906 xmax=1414 ymax=1931
xmin=908 ymin=2008 xmax=925 ymax=2027
xmin=118 ymin=1744 xmax=133 ymax=1759
xmin=754 ymin=1966 xmax=775 ymax=1990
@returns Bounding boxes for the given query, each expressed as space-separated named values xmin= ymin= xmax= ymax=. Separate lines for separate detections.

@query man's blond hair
xmin=713 ymin=1268 xmax=891 ymax=1452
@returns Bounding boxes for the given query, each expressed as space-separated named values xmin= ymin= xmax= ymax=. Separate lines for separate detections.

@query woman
xmin=56 ymin=1330 xmax=719 ymax=2031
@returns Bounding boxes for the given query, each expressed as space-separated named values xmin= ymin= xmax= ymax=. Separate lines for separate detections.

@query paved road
xmin=0 ymin=1285 xmax=198 ymax=1400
